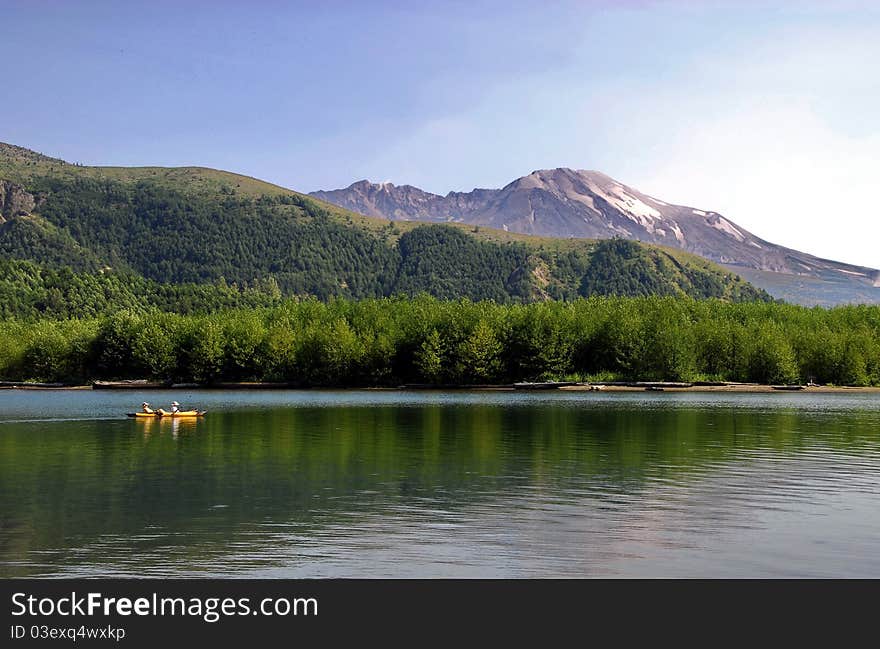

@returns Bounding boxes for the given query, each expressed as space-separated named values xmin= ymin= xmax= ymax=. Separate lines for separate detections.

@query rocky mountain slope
xmin=313 ymin=169 xmax=880 ymax=305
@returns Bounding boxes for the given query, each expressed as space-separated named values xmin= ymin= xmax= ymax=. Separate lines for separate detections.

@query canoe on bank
xmin=127 ymin=410 xmax=207 ymax=418
xmin=95 ymin=380 xmax=171 ymax=390
xmin=514 ymin=382 xmax=578 ymax=390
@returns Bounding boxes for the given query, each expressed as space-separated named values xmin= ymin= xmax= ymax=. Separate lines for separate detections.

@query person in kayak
xmin=141 ymin=402 xmax=154 ymax=414
xmin=170 ymin=401 xmax=181 ymax=414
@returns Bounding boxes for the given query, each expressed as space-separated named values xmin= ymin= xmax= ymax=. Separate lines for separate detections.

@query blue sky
xmin=2 ymin=0 xmax=879 ymax=267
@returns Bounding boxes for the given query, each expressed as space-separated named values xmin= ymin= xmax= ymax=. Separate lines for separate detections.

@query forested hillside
xmin=0 ymin=259 xmax=282 ymax=319
xmin=3 ymin=145 xmax=873 ymax=389
xmin=312 ymin=169 xmax=880 ymax=307
xmin=0 ymin=143 xmax=771 ymax=315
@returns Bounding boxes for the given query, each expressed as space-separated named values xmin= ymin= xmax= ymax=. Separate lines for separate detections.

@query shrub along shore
xmin=1 ymin=296 xmax=879 ymax=387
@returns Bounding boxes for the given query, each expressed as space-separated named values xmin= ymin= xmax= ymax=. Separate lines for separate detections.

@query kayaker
xmin=141 ymin=402 xmax=154 ymax=414
xmin=170 ymin=401 xmax=181 ymax=414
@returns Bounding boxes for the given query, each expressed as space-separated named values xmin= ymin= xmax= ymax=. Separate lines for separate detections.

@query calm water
xmin=1 ymin=388 xmax=879 ymax=578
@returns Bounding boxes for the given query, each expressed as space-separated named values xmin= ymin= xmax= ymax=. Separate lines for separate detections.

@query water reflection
xmin=1 ymin=391 xmax=879 ymax=577
xmin=135 ymin=416 xmax=200 ymax=439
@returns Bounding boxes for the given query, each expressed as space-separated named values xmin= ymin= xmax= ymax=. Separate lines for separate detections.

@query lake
xmin=1 ymin=389 xmax=879 ymax=578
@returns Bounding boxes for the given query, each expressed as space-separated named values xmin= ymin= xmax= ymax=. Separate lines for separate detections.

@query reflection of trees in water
xmin=1 ymin=404 xmax=879 ymax=575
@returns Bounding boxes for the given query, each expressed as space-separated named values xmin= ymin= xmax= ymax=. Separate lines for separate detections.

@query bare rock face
xmin=0 ymin=180 xmax=37 ymax=222
xmin=312 ymin=168 xmax=879 ymax=291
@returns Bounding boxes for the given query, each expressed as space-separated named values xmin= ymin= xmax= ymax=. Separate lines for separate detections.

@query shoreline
xmin=559 ymin=384 xmax=880 ymax=394
xmin=2 ymin=381 xmax=879 ymax=394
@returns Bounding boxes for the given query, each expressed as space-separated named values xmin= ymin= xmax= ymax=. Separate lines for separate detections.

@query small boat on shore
xmin=0 ymin=381 xmax=68 ymax=389
xmin=514 ymin=382 xmax=579 ymax=390
xmin=771 ymin=385 xmax=805 ymax=391
xmin=96 ymin=380 xmax=170 ymax=390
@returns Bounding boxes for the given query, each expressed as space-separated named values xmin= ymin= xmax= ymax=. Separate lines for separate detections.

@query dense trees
xmin=395 ymin=227 xmax=533 ymax=301
xmin=0 ymin=167 xmax=838 ymax=390
xmin=0 ymin=259 xmax=283 ymax=319
xmin=2 ymin=296 xmax=878 ymax=386
xmin=0 ymin=173 xmax=771 ymax=306
xmin=578 ymin=239 xmax=768 ymax=302
xmin=4 ymin=177 xmax=398 ymax=298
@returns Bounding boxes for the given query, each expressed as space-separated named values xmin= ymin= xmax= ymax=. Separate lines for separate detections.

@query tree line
xmin=1 ymin=296 xmax=877 ymax=386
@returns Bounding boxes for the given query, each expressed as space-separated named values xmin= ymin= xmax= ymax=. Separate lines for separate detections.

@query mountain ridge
xmin=312 ymin=169 xmax=880 ymax=305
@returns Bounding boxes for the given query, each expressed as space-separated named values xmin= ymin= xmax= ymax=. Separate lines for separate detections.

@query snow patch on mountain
xmin=567 ymin=192 xmax=599 ymax=213
xmin=709 ymin=215 xmax=746 ymax=242
xmin=582 ymin=180 xmax=662 ymax=232
xmin=669 ymin=223 xmax=685 ymax=243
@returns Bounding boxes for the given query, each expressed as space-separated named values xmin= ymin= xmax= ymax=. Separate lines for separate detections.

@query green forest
xmin=6 ymin=145 xmax=867 ymax=389
xmin=2 ymin=296 xmax=878 ymax=386
xmin=0 ymin=156 xmax=770 ymax=307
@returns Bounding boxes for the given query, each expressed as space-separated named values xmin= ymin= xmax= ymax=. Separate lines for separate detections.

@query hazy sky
xmin=3 ymin=0 xmax=878 ymax=267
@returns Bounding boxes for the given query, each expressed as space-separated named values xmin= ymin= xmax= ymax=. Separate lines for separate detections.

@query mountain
xmin=312 ymin=169 xmax=880 ymax=306
xmin=0 ymin=142 xmax=770 ymax=318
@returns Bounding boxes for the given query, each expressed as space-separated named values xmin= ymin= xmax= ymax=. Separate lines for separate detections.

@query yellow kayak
xmin=127 ymin=410 xmax=207 ymax=418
